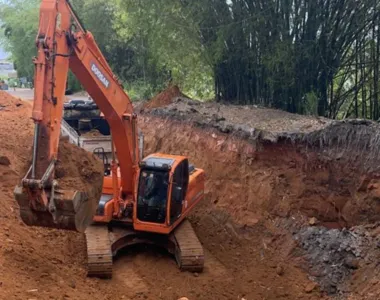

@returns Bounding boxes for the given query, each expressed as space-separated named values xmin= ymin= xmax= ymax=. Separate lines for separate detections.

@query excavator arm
xmin=14 ymin=0 xmax=206 ymax=277
xmin=15 ymin=0 xmax=139 ymax=232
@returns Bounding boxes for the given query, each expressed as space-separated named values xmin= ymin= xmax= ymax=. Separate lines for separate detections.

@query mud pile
xmin=54 ymin=140 xmax=104 ymax=230
xmin=0 ymin=92 xmax=34 ymax=177
xmin=0 ymin=92 xmax=111 ymax=299
xmin=142 ymin=85 xmax=188 ymax=109
xmin=80 ymin=129 xmax=103 ymax=137
xmin=56 ymin=140 xmax=103 ymax=200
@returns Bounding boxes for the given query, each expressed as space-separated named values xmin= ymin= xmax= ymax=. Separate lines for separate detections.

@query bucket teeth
xmin=14 ymin=185 xmax=97 ymax=232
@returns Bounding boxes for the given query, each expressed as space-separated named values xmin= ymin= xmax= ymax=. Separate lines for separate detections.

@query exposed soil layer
xmin=138 ymin=90 xmax=380 ymax=298
xmin=0 ymin=92 xmax=91 ymax=299
xmin=0 ymin=90 xmax=324 ymax=300
xmin=142 ymin=97 xmax=332 ymax=134
xmin=56 ymin=139 xmax=104 ymax=208
xmin=1 ymin=87 xmax=380 ymax=299
xmin=142 ymin=85 xmax=187 ymax=109
xmin=140 ymin=114 xmax=380 ymax=228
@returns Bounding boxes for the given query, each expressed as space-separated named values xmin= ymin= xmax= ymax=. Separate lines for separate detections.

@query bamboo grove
xmin=1 ymin=0 xmax=380 ymax=120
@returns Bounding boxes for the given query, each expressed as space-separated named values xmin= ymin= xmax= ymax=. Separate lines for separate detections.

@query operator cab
xmin=137 ymin=156 xmax=189 ymax=225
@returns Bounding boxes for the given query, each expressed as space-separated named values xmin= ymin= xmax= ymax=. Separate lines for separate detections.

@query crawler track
xmin=172 ymin=219 xmax=204 ymax=272
xmin=84 ymin=219 xmax=204 ymax=278
xmin=85 ymin=225 xmax=113 ymax=278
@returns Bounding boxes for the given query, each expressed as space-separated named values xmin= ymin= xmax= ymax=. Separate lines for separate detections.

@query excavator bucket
xmin=14 ymin=185 xmax=98 ymax=232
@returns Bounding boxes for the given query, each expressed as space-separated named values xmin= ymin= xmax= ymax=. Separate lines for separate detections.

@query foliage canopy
xmin=1 ymin=0 xmax=380 ymax=119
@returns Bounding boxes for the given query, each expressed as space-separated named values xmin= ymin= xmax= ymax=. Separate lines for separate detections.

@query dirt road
xmin=5 ymin=88 xmax=88 ymax=101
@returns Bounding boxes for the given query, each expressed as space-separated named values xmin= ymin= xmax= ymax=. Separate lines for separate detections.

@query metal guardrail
xmin=61 ymin=118 xmax=144 ymax=161
xmin=61 ymin=119 xmax=79 ymax=145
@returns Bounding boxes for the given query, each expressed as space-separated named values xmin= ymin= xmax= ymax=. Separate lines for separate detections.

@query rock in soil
xmin=0 ymin=156 xmax=10 ymax=166
xmin=304 ymin=282 xmax=318 ymax=293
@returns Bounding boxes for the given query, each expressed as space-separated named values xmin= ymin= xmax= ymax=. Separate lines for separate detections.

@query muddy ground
xmin=1 ymin=89 xmax=380 ymax=299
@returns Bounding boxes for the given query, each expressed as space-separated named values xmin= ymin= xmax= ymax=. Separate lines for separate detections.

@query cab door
xmin=170 ymin=159 xmax=189 ymax=224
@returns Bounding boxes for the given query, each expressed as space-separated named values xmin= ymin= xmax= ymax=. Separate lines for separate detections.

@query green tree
xmin=2 ymin=0 xmax=380 ymax=118
xmin=0 ymin=0 xmax=39 ymax=79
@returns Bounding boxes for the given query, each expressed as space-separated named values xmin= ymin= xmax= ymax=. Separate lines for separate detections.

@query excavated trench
xmin=1 ymin=90 xmax=380 ymax=299
xmin=138 ymin=98 xmax=380 ymax=298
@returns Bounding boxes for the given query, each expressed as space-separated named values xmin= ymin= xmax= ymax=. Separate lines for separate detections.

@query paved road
xmin=6 ymin=88 xmax=88 ymax=101
xmin=6 ymin=88 xmax=34 ymax=100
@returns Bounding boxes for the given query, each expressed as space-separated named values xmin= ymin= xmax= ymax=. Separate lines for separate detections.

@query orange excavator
xmin=14 ymin=0 xmax=205 ymax=278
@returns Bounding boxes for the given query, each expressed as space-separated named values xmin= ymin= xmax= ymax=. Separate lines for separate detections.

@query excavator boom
xmin=15 ymin=0 xmax=205 ymax=277
xmin=15 ymin=0 xmax=139 ymax=232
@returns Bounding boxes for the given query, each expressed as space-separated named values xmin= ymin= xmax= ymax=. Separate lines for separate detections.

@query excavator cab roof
xmin=139 ymin=156 xmax=174 ymax=171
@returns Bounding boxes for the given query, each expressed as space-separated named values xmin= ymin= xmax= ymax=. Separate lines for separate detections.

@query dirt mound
xmin=0 ymin=91 xmax=33 ymax=174
xmin=143 ymin=85 xmax=188 ymax=109
xmin=146 ymin=97 xmax=331 ymax=133
xmin=80 ymin=129 xmax=103 ymax=137
xmin=0 ymin=90 xmax=24 ymax=111
xmin=55 ymin=140 xmax=104 ymax=213
xmin=0 ymin=92 xmax=115 ymax=299
xmin=56 ymin=140 xmax=103 ymax=189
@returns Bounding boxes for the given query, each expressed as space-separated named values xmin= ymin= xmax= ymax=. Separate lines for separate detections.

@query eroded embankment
xmin=141 ymin=113 xmax=380 ymax=228
xmin=140 ymin=107 xmax=380 ymax=298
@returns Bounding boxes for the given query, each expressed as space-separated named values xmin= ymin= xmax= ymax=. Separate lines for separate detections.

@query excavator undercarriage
xmin=85 ymin=219 xmax=204 ymax=278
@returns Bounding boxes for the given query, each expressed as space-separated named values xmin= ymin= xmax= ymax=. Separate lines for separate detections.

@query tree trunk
xmin=373 ymin=0 xmax=379 ymax=120
xmin=361 ymin=39 xmax=366 ymax=119
xmin=354 ymin=39 xmax=359 ymax=118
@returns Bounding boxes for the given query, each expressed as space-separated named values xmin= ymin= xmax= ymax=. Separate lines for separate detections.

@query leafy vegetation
xmin=1 ymin=0 xmax=380 ymax=119
xmin=0 ymin=0 xmax=38 ymax=79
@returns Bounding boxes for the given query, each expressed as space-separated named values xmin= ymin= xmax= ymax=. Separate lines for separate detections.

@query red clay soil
xmin=140 ymin=114 xmax=380 ymax=228
xmin=3 ymin=87 xmax=380 ymax=299
xmin=0 ymin=92 xmax=113 ymax=299
xmin=138 ymin=113 xmax=380 ymax=299
xmin=55 ymin=139 xmax=104 ymax=212
xmin=143 ymin=85 xmax=187 ymax=109
xmin=56 ymin=139 xmax=104 ymax=191
xmin=140 ymin=96 xmax=380 ymax=228
xmin=0 ymin=90 xmax=326 ymax=299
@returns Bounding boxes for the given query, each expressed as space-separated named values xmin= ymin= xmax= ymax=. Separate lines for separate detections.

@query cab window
xmin=170 ymin=159 xmax=189 ymax=224
xmin=137 ymin=170 xmax=169 ymax=224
